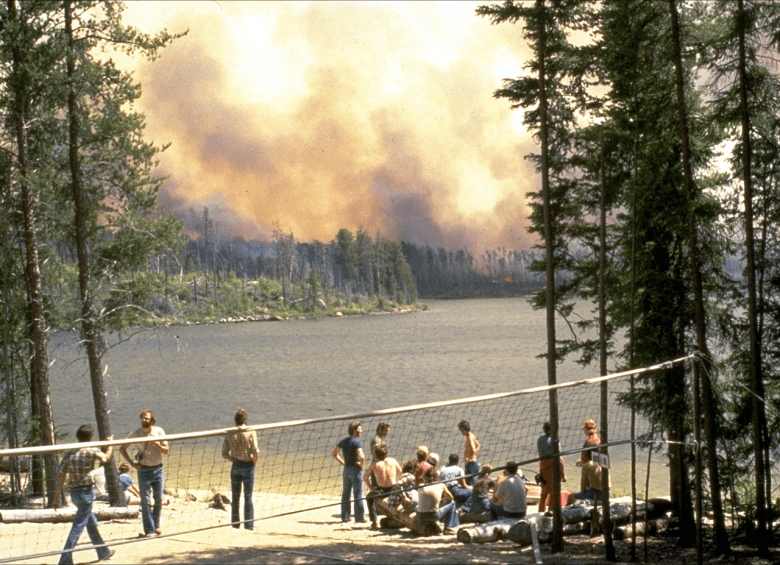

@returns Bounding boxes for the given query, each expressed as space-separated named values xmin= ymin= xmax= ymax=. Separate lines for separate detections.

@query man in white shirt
xmin=439 ymin=453 xmax=471 ymax=503
xmin=489 ymin=461 xmax=527 ymax=521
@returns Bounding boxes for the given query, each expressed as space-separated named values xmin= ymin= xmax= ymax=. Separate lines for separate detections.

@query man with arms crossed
xmin=120 ymin=410 xmax=169 ymax=537
xmin=53 ymin=424 xmax=115 ymax=564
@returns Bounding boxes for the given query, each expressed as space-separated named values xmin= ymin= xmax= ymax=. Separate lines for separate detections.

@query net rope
xmin=0 ymin=354 xmax=694 ymax=563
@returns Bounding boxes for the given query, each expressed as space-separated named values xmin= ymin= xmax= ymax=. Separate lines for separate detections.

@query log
xmin=0 ymin=507 xmax=138 ymax=524
xmin=457 ymin=519 xmax=517 ymax=544
xmin=612 ymin=518 xmax=668 ymax=540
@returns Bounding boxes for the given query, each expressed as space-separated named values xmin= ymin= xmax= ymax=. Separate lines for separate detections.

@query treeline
xmin=476 ymin=0 xmax=780 ymax=555
xmin=172 ymin=221 xmax=418 ymax=307
xmin=183 ymin=227 xmax=548 ymax=300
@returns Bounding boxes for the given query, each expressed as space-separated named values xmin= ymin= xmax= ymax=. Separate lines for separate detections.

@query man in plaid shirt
xmin=53 ymin=424 xmax=115 ymax=564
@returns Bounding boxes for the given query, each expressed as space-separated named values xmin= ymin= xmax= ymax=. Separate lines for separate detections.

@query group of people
xmin=332 ymin=419 xmax=529 ymax=534
xmin=54 ymin=407 xmax=258 ymax=564
xmin=536 ymin=417 xmax=611 ymax=512
xmin=52 ymin=410 xmax=610 ymax=562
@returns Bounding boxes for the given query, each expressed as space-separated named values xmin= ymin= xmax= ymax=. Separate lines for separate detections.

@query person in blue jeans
xmin=53 ymin=424 xmax=115 ymax=564
xmin=120 ymin=410 xmax=169 ymax=537
xmin=331 ymin=420 xmax=366 ymax=523
xmin=416 ymin=467 xmax=459 ymax=534
xmin=222 ymin=408 xmax=260 ymax=529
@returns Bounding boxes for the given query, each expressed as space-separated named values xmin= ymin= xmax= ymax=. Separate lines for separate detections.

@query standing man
xmin=120 ymin=410 xmax=169 ymax=537
xmin=370 ymin=422 xmax=391 ymax=461
xmin=53 ymin=424 xmax=115 ymax=564
xmin=222 ymin=408 xmax=259 ymax=530
xmin=458 ymin=420 xmax=481 ymax=486
xmin=332 ymin=420 xmax=366 ymax=523
xmin=537 ymin=421 xmax=567 ymax=512
xmin=489 ymin=461 xmax=527 ymax=521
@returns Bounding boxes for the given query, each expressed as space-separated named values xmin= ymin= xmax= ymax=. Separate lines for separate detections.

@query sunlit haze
xmin=119 ymin=0 xmax=539 ymax=253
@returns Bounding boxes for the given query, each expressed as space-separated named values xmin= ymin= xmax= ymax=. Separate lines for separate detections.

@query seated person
xmin=89 ymin=466 xmax=109 ymax=501
xmin=416 ymin=467 xmax=459 ymax=535
xmin=90 ymin=463 xmax=143 ymax=505
xmin=414 ymin=446 xmax=432 ymax=485
xmin=570 ymin=450 xmax=610 ymax=503
xmin=364 ymin=443 xmax=403 ymax=529
xmin=489 ymin=461 xmax=527 ymax=521
xmin=118 ymin=462 xmax=142 ymax=505
xmin=460 ymin=464 xmax=493 ymax=516
xmin=439 ymin=453 xmax=471 ymax=504
xmin=388 ymin=459 xmax=419 ymax=513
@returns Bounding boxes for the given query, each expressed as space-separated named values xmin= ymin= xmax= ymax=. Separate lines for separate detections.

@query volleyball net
xmin=0 ymin=355 xmax=693 ymax=563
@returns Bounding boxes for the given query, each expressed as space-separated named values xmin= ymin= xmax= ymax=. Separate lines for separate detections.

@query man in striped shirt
xmin=53 ymin=424 xmax=115 ymax=564
xmin=222 ymin=408 xmax=259 ymax=530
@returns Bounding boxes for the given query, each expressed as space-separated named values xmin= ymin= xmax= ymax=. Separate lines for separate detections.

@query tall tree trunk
xmin=64 ymin=0 xmax=121 ymax=506
xmin=8 ymin=0 xmax=59 ymax=505
xmin=668 ymin=0 xmax=729 ymax=554
xmin=536 ymin=0 xmax=563 ymax=553
xmin=736 ymin=0 xmax=769 ymax=552
xmin=599 ymin=133 xmax=616 ymax=560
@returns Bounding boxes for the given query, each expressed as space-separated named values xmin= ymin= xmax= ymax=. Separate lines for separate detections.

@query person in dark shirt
xmin=332 ymin=420 xmax=366 ymax=523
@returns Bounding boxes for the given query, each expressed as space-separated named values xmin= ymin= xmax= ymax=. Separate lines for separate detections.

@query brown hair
xmin=348 ymin=420 xmax=361 ymax=437
xmin=235 ymin=408 xmax=248 ymax=426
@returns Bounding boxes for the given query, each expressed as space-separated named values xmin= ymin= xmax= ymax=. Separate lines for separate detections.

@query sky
xmin=119 ymin=1 xmax=540 ymax=254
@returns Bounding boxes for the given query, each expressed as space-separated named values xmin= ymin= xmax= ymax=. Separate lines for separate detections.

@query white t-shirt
xmin=495 ymin=474 xmax=527 ymax=513
xmin=128 ymin=425 xmax=166 ymax=466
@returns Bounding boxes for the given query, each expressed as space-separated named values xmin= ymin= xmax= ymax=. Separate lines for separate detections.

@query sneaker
xmin=444 ymin=528 xmax=456 ymax=535
xmin=370 ymin=521 xmax=379 ymax=530
xmin=98 ymin=549 xmax=116 ymax=561
xmin=155 ymin=528 xmax=162 ymax=535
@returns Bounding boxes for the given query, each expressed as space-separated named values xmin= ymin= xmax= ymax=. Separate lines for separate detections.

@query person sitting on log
xmin=413 ymin=446 xmax=432 ymax=485
xmin=488 ymin=461 xmax=527 ymax=521
xmin=570 ymin=448 xmax=610 ymax=503
xmin=459 ymin=464 xmax=494 ymax=520
xmin=415 ymin=467 xmax=459 ymax=535
xmin=387 ymin=459 xmax=419 ymax=513
xmin=440 ymin=453 xmax=472 ymax=504
xmin=364 ymin=442 xmax=403 ymax=529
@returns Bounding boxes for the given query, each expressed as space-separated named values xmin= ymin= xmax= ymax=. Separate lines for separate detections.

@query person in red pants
xmin=536 ymin=421 xmax=567 ymax=513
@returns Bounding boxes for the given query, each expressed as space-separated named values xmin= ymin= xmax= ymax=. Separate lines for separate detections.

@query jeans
xmin=138 ymin=465 xmax=164 ymax=534
xmin=231 ymin=460 xmax=255 ymax=529
xmin=367 ymin=486 xmax=391 ymax=523
xmin=464 ymin=461 xmax=480 ymax=486
xmin=573 ymin=487 xmax=601 ymax=501
xmin=59 ymin=487 xmax=111 ymax=565
xmin=341 ymin=466 xmax=365 ymax=522
xmin=417 ymin=500 xmax=459 ymax=530
xmin=488 ymin=502 xmax=526 ymax=521
xmin=447 ymin=484 xmax=472 ymax=504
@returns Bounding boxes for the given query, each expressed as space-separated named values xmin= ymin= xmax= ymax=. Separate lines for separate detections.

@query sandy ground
xmin=7 ymin=498 xmax=780 ymax=565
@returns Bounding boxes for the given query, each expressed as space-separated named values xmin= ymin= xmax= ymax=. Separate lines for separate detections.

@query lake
xmin=49 ymin=297 xmax=599 ymax=435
